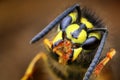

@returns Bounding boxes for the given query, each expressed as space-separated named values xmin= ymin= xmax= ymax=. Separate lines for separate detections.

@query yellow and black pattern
xmin=52 ymin=8 xmax=102 ymax=64
xmin=48 ymin=7 xmax=104 ymax=79
xmin=22 ymin=4 xmax=112 ymax=80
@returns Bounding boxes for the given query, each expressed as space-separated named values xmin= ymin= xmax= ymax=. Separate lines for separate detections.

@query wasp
xmin=21 ymin=4 xmax=116 ymax=80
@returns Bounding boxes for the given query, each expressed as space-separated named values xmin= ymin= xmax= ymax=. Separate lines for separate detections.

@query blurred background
xmin=0 ymin=0 xmax=120 ymax=80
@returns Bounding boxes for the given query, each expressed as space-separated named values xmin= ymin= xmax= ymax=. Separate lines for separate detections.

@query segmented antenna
xmin=30 ymin=4 xmax=81 ymax=44
xmin=83 ymin=29 xmax=108 ymax=80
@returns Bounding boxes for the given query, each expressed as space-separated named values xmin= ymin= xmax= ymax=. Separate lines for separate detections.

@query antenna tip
xmin=29 ymin=39 xmax=36 ymax=44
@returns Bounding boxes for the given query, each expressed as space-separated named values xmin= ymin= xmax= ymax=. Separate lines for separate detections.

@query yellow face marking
xmin=72 ymin=30 xmax=87 ymax=44
xmin=66 ymin=24 xmax=79 ymax=39
xmin=81 ymin=17 xmax=94 ymax=29
xmin=52 ymin=31 xmax=63 ymax=45
xmin=69 ymin=12 xmax=77 ymax=23
xmin=88 ymin=32 xmax=101 ymax=40
xmin=72 ymin=47 xmax=82 ymax=61
xmin=66 ymin=24 xmax=87 ymax=44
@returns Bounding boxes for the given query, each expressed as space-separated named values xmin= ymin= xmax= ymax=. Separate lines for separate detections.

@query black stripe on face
xmin=71 ymin=23 xmax=87 ymax=39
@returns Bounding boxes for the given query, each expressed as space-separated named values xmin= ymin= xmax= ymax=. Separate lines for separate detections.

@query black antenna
xmin=83 ymin=28 xmax=108 ymax=80
xmin=30 ymin=4 xmax=81 ymax=44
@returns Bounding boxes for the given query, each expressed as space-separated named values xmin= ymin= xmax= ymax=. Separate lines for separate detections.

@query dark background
xmin=0 ymin=0 xmax=120 ymax=80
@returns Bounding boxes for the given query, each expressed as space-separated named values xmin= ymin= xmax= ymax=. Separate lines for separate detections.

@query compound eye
xmin=72 ymin=43 xmax=80 ymax=48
